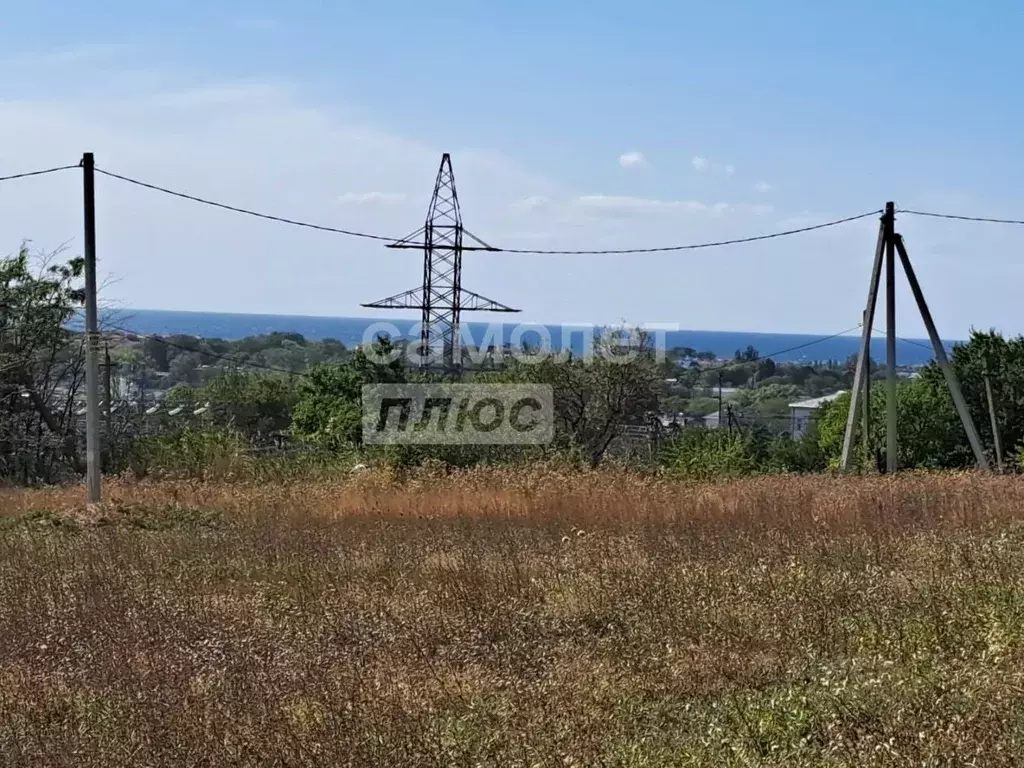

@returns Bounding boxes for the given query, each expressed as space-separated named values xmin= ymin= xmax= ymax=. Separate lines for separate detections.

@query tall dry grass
xmin=2 ymin=468 xmax=1024 ymax=765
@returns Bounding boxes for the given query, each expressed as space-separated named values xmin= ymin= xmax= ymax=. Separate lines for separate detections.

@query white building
xmin=788 ymin=391 xmax=847 ymax=438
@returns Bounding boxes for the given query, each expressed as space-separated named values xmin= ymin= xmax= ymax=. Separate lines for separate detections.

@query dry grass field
xmin=2 ymin=468 xmax=1024 ymax=766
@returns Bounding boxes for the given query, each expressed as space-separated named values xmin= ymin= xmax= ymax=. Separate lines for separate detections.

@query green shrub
xmin=128 ymin=429 xmax=251 ymax=480
xmin=659 ymin=428 xmax=758 ymax=481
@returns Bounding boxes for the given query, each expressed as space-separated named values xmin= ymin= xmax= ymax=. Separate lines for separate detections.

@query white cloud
xmin=618 ymin=151 xmax=648 ymax=169
xmin=755 ymin=181 xmax=773 ymax=193
xmin=724 ymin=164 xmax=736 ymax=176
xmin=12 ymin=45 xmax=989 ymax=335
xmin=692 ymin=156 xmax=708 ymax=171
xmin=511 ymin=195 xmax=552 ymax=211
xmin=0 ymin=56 xmax=562 ymax=320
xmin=337 ymin=192 xmax=407 ymax=205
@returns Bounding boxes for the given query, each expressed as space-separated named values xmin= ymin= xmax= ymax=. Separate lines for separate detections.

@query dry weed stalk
xmin=1 ymin=468 xmax=1023 ymax=765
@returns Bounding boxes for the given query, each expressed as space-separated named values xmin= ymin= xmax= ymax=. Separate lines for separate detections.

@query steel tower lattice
xmin=363 ymin=153 xmax=519 ymax=371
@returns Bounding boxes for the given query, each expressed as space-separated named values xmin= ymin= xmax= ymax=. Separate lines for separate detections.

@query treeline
xmin=118 ymin=331 xmax=351 ymax=388
xmin=3 ymin=245 xmax=1021 ymax=485
xmin=120 ymin=329 xmax=1024 ymax=480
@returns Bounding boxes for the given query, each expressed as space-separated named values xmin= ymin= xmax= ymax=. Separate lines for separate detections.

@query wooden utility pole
xmin=984 ymin=371 xmax=1004 ymax=472
xmin=82 ymin=152 xmax=101 ymax=503
xmin=883 ymin=202 xmax=897 ymax=473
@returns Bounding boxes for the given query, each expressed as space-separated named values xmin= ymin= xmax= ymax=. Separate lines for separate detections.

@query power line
xmin=0 ymin=164 xmax=79 ymax=183
xmin=871 ymin=327 xmax=944 ymax=353
xmin=496 ymin=211 xmax=884 ymax=255
xmin=696 ymin=325 xmax=864 ymax=375
xmin=95 ymin=168 xmax=400 ymax=243
xmin=899 ymin=209 xmax=1024 ymax=226
xmin=94 ymin=166 xmax=881 ymax=254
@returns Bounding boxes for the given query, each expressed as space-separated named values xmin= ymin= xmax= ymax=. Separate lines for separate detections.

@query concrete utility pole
xmin=82 ymin=152 xmax=101 ymax=503
xmin=841 ymin=203 xmax=989 ymax=472
xmin=840 ymin=218 xmax=884 ymax=471
xmin=893 ymin=235 xmax=988 ymax=469
xmin=884 ymin=202 xmax=897 ymax=473
xmin=984 ymin=371 xmax=1004 ymax=472
xmin=862 ymin=309 xmax=872 ymax=465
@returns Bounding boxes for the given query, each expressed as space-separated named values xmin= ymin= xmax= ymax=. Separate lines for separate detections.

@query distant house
xmin=788 ymin=391 xmax=847 ymax=438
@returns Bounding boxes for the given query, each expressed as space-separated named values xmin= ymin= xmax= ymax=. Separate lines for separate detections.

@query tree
xmin=260 ymin=339 xmax=308 ymax=373
xmin=671 ymin=346 xmax=698 ymax=359
xmin=819 ymin=330 xmax=1024 ymax=471
xmin=703 ymin=364 xmax=754 ymax=389
xmin=0 ymin=245 xmax=87 ymax=482
xmin=291 ymin=339 xmax=406 ymax=450
xmin=142 ymin=335 xmax=170 ymax=372
xmin=201 ymin=371 xmax=297 ymax=438
xmin=918 ymin=329 xmax=1024 ymax=465
xmin=167 ymin=351 xmax=204 ymax=386
xmin=735 ymin=345 xmax=760 ymax=362
xmin=815 ymin=379 xmax=967 ymax=470
xmin=755 ymin=357 xmax=777 ymax=382
xmin=496 ymin=326 xmax=661 ymax=466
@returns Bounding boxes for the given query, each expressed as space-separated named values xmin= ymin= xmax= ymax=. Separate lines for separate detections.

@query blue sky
xmin=3 ymin=1 xmax=1024 ymax=336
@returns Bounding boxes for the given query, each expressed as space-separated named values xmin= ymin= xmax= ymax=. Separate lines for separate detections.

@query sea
xmin=85 ymin=309 xmax=953 ymax=366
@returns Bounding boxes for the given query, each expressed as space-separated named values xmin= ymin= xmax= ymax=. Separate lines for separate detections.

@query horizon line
xmin=99 ymin=306 xmax=959 ymax=345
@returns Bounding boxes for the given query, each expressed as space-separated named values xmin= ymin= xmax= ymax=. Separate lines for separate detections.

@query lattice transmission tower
xmin=363 ymin=153 xmax=519 ymax=371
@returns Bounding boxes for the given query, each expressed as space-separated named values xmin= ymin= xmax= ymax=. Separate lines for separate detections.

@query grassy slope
xmin=2 ymin=470 xmax=1024 ymax=766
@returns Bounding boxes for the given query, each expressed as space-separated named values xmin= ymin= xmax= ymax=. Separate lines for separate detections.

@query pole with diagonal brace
xmin=841 ymin=204 xmax=989 ymax=471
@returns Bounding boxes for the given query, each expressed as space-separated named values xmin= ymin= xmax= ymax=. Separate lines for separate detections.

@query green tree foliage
xmin=660 ymin=421 xmax=825 ymax=479
xmin=761 ymin=430 xmax=827 ymax=473
xmin=918 ymin=330 xmax=1024 ymax=465
xmin=133 ymin=332 xmax=350 ymax=387
xmin=129 ymin=428 xmax=250 ymax=480
xmin=815 ymin=380 xmax=968 ymax=470
xmin=733 ymin=382 xmax=803 ymax=427
xmin=815 ymin=331 xmax=1024 ymax=470
xmin=735 ymin=345 xmax=760 ymax=362
xmin=0 ymin=246 xmax=86 ymax=481
xmin=202 ymin=371 xmax=297 ymax=437
xmin=142 ymin=335 xmax=170 ymax=372
xmin=755 ymin=357 xmax=777 ymax=381
xmin=660 ymin=429 xmax=757 ymax=480
xmin=291 ymin=340 xmax=405 ymax=450
xmin=702 ymin=364 xmax=755 ymax=389
xmin=494 ymin=327 xmax=662 ymax=466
